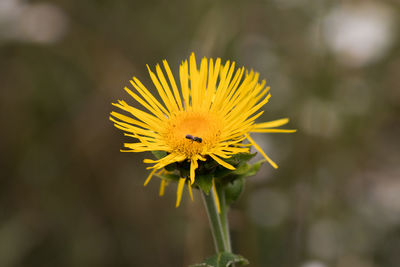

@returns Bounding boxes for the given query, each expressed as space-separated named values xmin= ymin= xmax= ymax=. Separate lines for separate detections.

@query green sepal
xmin=223 ymin=152 xmax=256 ymax=166
xmin=164 ymin=163 xmax=176 ymax=172
xmin=151 ymin=151 xmax=167 ymax=160
xmin=154 ymin=172 xmax=180 ymax=182
xmin=230 ymin=159 xmax=265 ymax=179
xmin=225 ymin=178 xmax=245 ymax=205
xmin=231 ymin=163 xmax=251 ymax=176
xmin=190 ymin=252 xmax=249 ymax=267
xmin=202 ymin=158 xmax=219 ymax=170
xmin=195 ymin=174 xmax=213 ymax=195
xmin=213 ymin=168 xmax=234 ymax=179
xmin=219 ymin=160 xmax=265 ymax=204
xmin=243 ymin=159 xmax=265 ymax=177
xmin=212 ymin=153 xmax=257 ymax=179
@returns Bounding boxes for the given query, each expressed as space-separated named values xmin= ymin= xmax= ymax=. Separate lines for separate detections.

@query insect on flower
xmin=193 ymin=136 xmax=202 ymax=143
xmin=185 ymin=134 xmax=202 ymax=143
xmin=185 ymin=134 xmax=194 ymax=141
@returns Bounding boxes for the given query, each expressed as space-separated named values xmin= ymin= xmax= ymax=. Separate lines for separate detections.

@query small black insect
xmin=185 ymin=134 xmax=202 ymax=143
xmin=185 ymin=134 xmax=194 ymax=140
xmin=193 ymin=136 xmax=202 ymax=143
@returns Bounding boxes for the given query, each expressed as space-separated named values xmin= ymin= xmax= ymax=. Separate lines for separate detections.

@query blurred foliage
xmin=1 ymin=0 xmax=400 ymax=266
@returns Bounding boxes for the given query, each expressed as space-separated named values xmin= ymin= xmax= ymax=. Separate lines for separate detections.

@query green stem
xmin=218 ymin=187 xmax=232 ymax=253
xmin=201 ymin=190 xmax=228 ymax=253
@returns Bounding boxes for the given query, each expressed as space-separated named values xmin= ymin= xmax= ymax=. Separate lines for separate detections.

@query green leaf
xmin=190 ymin=252 xmax=249 ymax=267
xmin=151 ymin=151 xmax=167 ymax=160
xmin=195 ymin=174 xmax=213 ymax=195
xmin=225 ymin=178 xmax=245 ymax=205
xmin=244 ymin=160 xmax=265 ymax=177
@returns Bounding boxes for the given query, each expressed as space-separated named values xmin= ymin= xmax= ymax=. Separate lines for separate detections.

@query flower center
xmin=163 ymin=111 xmax=223 ymax=157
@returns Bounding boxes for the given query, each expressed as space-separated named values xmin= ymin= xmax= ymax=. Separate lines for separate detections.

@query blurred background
xmin=1 ymin=0 xmax=400 ymax=266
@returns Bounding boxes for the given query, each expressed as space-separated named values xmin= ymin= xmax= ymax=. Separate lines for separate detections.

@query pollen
xmin=163 ymin=111 xmax=223 ymax=157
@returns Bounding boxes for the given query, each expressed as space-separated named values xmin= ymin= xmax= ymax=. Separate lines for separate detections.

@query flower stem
xmin=218 ymin=187 xmax=232 ymax=253
xmin=201 ymin=190 xmax=228 ymax=253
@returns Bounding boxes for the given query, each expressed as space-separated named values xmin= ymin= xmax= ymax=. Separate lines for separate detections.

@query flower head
xmin=110 ymin=53 xmax=295 ymax=206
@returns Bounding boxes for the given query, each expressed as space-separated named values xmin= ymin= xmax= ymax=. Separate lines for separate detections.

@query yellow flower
xmin=110 ymin=53 xmax=295 ymax=207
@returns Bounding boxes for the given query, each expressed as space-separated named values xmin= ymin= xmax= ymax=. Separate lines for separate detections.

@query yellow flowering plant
xmin=110 ymin=53 xmax=295 ymax=266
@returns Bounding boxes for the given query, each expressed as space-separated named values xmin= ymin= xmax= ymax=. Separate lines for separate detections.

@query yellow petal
xmin=209 ymin=154 xmax=236 ymax=170
xmin=245 ymin=134 xmax=278 ymax=169
xmin=144 ymin=168 xmax=157 ymax=186
xmin=251 ymin=129 xmax=297 ymax=133
xmin=188 ymin=183 xmax=194 ymax=201
xmin=176 ymin=178 xmax=186 ymax=207
xmin=179 ymin=60 xmax=190 ymax=109
xmin=212 ymin=178 xmax=221 ymax=214
xmin=254 ymin=118 xmax=290 ymax=129
xmin=190 ymin=158 xmax=199 ymax=184
xmin=147 ymin=65 xmax=178 ymax=114
xmin=159 ymin=179 xmax=167 ymax=196
xmin=162 ymin=60 xmax=183 ymax=110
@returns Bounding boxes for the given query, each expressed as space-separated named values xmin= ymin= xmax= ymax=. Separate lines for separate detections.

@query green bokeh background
xmin=1 ymin=0 xmax=400 ymax=266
